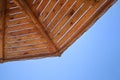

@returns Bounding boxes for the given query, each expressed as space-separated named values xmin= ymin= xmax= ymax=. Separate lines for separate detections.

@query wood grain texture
xmin=0 ymin=0 xmax=117 ymax=62
xmin=4 ymin=0 xmax=54 ymax=59
xmin=57 ymin=0 xmax=117 ymax=55
xmin=13 ymin=0 xmax=58 ymax=52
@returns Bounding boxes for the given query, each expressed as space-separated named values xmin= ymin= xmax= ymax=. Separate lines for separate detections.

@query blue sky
xmin=0 ymin=1 xmax=120 ymax=80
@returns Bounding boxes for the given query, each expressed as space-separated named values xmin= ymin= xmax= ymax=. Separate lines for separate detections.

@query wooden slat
xmin=5 ymin=48 xmax=50 ymax=59
xmin=7 ymin=0 xmax=18 ymax=9
xmin=6 ymin=28 xmax=36 ymax=36
xmin=13 ymin=0 xmax=58 ymax=52
xmin=6 ymin=17 xmax=30 ymax=26
xmin=38 ymin=0 xmax=50 ymax=16
xmin=6 ymin=12 xmax=27 ymax=21
xmin=6 ymin=32 xmax=40 ymax=42
xmin=6 ymin=23 xmax=34 ymax=32
xmin=5 ymin=37 xmax=47 ymax=47
xmin=26 ymin=0 xmax=46 ymax=16
xmin=32 ymin=0 xmax=43 ymax=10
xmin=0 ymin=0 xmax=6 ymax=61
xmin=5 ymin=43 xmax=48 ymax=53
xmin=43 ymin=0 xmax=67 ymax=27
xmin=40 ymin=0 xmax=59 ymax=21
xmin=6 ymin=7 xmax=22 ymax=14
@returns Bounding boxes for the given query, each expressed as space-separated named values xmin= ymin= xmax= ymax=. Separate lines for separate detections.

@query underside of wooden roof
xmin=0 ymin=0 xmax=116 ymax=63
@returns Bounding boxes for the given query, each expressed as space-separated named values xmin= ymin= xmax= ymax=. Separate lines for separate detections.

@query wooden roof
xmin=0 ymin=0 xmax=116 ymax=63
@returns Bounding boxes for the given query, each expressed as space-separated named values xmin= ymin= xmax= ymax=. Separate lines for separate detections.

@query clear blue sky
xmin=0 ymin=1 xmax=120 ymax=80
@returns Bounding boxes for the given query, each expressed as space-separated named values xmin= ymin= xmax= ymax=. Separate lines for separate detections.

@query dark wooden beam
xmin=0 ymin=0 xmax=6 ymax=62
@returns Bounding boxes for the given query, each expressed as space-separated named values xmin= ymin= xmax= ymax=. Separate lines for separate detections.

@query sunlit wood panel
xmin=0 ymin=0 xmax=116 ymax=62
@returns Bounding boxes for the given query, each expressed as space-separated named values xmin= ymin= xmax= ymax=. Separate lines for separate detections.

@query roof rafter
xmin=0 ymin=0 xmax=6 ymax=62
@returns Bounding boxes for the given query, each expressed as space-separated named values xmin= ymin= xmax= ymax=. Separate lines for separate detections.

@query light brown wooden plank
xmin=5 ymin=48 xmax=50 ymax=59
xmin=6 ymin=23 xmax=34 ymax=32
xmin=30 ymin=0 xmax=42 ymax=10
xmin=6 ymin=12 xmax=27 ymax=21
xmin=37 ymin=0 xmax=49 ymax=16
xmin=5 ymin=43 xmax=48 ymax=53
xmin=6 ymin=17 xmax=31 ymax=26
xmin=6 ymin=0 xmax=18 ymax=9
xmin=43 ymin=0 xmax=66 ymax=27
xmin=5 ymin=32 xmax=41 ymax=42
xmin=6 ymin=28 xmax=36 ymax=36
xmin=6 ymin=7 xmax=22 ymax=14
xmin=40 ymin=0 xmax=58 ymax=21
xmin=26 ymin=0 xmax=46 ymax=17
xmin=5 ymin=37 xmax=47 ymax=47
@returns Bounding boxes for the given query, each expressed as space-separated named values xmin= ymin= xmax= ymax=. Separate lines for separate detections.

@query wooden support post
xmin=0 ymin=0 xmax=6 ymax=62
xmin=13 ymin=0 xmax=58 ymax=53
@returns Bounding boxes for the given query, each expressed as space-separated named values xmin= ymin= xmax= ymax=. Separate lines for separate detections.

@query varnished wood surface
xmin=0 ymin=0 xmax=117 ymax=62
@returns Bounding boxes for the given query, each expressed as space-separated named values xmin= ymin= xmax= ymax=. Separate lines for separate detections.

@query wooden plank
xmin=7 ymin=0 xmax=18 ymax=9
xmin=5 ymin=47 xmax=50 ymax=59
xmin=0 ymin=0 xmax=6 ymax=61
xmin=6 ymin=7 xmax=22 ymax=14
xmin=6 ymin=23 xmax=34 ymax=32
xmin=27 ymin=0 xmax=42 ymax=15
xmin=5 ymin=43 xmax=48 ymax=53
xmin=6 ymin=12 xmax=27 ymax=21
xmin=13 ymin=0 xmax=58 ymax=52
xmin=40 ymin=0 xmax=58 ymax=21
xmin=6 ymin=28 xmax=36 ymax=36
xmin=5 ymin=37 xmax=47 ymax=47
xmin=37 ymin=0 xmax=49 ymax=16
xmin=6 ymin=17 xmax=31 ymax=27
xmin=43 ymin=0 xmax=66 ymax=27
xmin=4 ymin=51 xmax=58 ymax=63
xmin=30 ymin=0 xmax=42 ymax=9
xmin=26 ymin=0 xmax=50 ymax=17
xmin=5 ymin=32 xmax=41 ymax=42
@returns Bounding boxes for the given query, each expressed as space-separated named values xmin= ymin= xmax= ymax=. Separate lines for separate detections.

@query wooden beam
xmin=13 ymin=0 xmax=58 ymax=52
xmin=0 ymin=0 xmax=6 ymax=62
